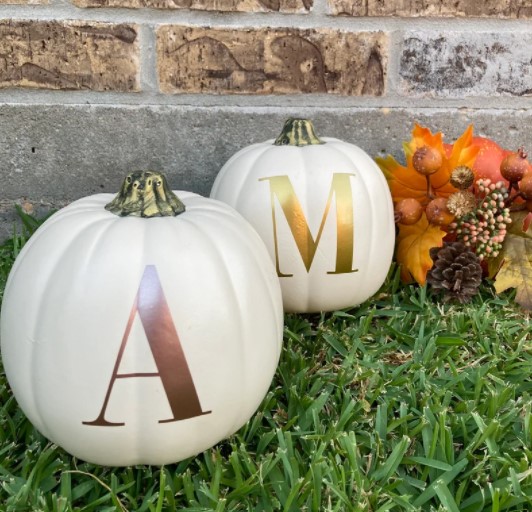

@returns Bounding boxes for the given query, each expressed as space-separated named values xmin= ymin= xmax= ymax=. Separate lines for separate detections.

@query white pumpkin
xmin=1 ymin=171 xmax=283 ymax=466
xmin=211 ymin=118 xmax=395 ymax=313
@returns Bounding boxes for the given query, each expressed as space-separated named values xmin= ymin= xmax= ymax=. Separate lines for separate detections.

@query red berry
xmin=426 ymin=197 xmax=454 ymax=226
xmin=412 ymin=146 xmax=443 ymax=176
xmin=394 ymin=198 xmax=423 ymax=225
xmin=520 ymin=174 xmax=532 ymax=200
xmin=500 ymin=147 xmax=530 ymax=183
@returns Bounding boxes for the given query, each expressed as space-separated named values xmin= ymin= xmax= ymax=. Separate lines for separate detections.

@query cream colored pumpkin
xmin=211 ymin=118 xmax=395 ymax=313
xmin=1 ymin=172 xmax=283 ymax=466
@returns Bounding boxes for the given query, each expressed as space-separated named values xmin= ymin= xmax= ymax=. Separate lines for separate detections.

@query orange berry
xmin=412 ymin=146 xmax=443 ymax=176
xmin=394 ymin=198 xmax=423 ymax=225
xmin=426 ymin=197 xmax=454 ymax=226
xmin=500 ymin=147 xmax=530 ymax=183
xmin=520 ymin=174 xmax=532 ymax=200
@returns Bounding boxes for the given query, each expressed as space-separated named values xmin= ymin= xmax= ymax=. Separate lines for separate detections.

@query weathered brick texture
xmin=72 ymin=0 xmax=311 ymax=13
xmin=329 ymin=0 xmax=532 ymax=18
xmin=399 ymin=32 xmax=532 ymax=97
xmin=157 ymin=27 xmax=387 ymax=95
xmin=0 ymin=21 xmax=139 ymax=91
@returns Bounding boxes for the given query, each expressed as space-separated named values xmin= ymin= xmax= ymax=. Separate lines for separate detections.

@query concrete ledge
xmin=1 ymin=104 xmax=531 ymax=238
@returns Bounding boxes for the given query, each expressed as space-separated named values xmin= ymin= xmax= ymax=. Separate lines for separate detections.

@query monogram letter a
xmin=83 ymin=265 xmax=210 ymax=427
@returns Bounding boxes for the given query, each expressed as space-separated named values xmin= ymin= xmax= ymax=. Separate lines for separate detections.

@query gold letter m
xmin=260 ymin=173 xmax=358 ymax=277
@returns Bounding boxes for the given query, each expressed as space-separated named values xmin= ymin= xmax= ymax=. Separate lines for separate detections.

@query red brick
xmin=72 ymin=0 xmax=312 ymax=13
xmin=330 ymin=0 xmax=532 ymax=18
xmin=0 ymin=21 xmax=139 ymax=91
xmin=157 ymin=26 xmax=387 ymax=96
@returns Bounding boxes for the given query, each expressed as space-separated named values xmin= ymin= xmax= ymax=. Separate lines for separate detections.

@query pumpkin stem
xmin=274 ymin=118 xmax=324 ymax=147
xmin=105 ymin=171 xmax=186 ymax=218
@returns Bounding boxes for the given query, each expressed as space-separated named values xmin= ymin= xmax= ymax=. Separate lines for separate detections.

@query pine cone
xmin=427 ymin=242 xmax=482 ymax=303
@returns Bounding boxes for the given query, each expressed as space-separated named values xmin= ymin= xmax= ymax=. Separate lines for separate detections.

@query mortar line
xmin=139 ymin=23 xmax=158 ymax=94
xmin=0 ymin=102 xmax=531 ymax=113
xmin=1 ymin=5 xmax=532 ymax=31
xmin=386 ymin=27 xmax=402 ymax=101
xmin=311 ymin=0 xmax=330 ymax=17
xmin=0 ymin=89 xmax=531 ymax=109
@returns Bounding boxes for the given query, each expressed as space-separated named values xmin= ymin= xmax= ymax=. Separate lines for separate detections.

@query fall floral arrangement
xmin=377 ymin=125 xmax=532 ymax=310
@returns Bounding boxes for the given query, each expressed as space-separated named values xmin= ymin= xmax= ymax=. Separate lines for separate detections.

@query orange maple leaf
xmin=377 ymin=124 xmax=479 ymax=204
xmin=396 ymin=214 xmax=447 ymax=285
xmin=377 ymin=124 xmax=480 ymax=284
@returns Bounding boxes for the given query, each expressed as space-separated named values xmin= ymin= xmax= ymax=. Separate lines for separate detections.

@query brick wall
xmin=0 ymin=0 xmax=531 ymax=233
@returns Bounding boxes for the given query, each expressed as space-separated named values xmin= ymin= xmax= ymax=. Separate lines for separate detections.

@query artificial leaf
xmin=377 ymin=124 xmax=479 ymax=285
xmin=488 ymin=211 xmax=532 ymax=310
xmin=523 ymin=212 xmax=532 ymax=233
xmin=376 ymin=124 xmax=479 ymax=204
xmin=396 ymin=214 xmax=447 ymax=285
xmin=445 ymin=125 xmax=479 ymax=181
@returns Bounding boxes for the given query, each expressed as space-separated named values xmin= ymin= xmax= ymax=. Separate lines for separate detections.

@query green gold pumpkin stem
xmin=105 ymin=171 xmax=186 ymax=218
xmin=274 ymin=118 xmax=324 ymax=147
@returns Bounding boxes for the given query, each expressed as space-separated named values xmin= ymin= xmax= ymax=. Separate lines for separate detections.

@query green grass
xmin=0 ymin=211 xmax=531 ymax=511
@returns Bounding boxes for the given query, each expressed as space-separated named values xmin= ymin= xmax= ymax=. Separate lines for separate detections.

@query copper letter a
xmin=83 ymin=265 xmax=210 ymax=426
